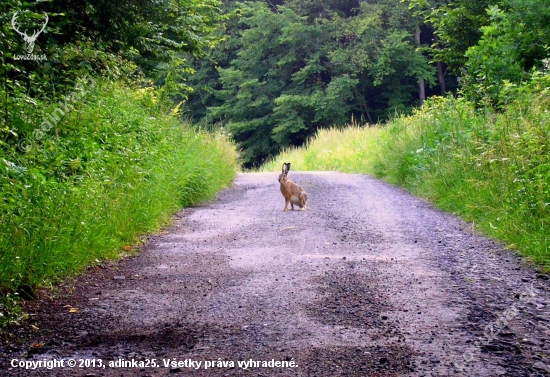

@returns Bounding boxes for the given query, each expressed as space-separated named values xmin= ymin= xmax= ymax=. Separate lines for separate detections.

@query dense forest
xmin=184 ymin=0 xmax=550 ymax=166
xmin=185 ymin=0 xmax=445 ymax=166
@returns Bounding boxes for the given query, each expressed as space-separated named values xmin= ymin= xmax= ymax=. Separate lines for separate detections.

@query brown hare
xmin=278 ymin=163 xmax=308 ymax=211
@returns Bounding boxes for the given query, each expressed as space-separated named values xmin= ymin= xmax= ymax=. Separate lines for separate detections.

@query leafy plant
xmin=0 ymin=80 xmax=238 ymax=295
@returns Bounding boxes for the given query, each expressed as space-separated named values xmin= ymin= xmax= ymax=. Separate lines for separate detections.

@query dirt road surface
xmin=2 ymin=172 xmax=550 ymax=376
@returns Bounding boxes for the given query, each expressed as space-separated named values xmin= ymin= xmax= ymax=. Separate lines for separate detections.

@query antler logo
xmin=11 ymin=11 xmax=49 ymax=54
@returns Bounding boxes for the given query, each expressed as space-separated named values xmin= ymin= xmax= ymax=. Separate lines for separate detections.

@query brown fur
xmin=278 ymin=163 xmax=308 ymax=211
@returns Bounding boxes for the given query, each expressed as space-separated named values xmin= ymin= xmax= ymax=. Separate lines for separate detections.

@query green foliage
xmin=0 ymin=0 xmax=233 ymax=322
xmin=0 ymin=81 xmax=238 ymax=295
xmin=375 ymin=93 xmax=549 ymax=268
xmin=1 ymin=0 xmax=225 ymax=118
xmin=410 ymin=0 xmax=494 ymax=72
xmin=461 ymin=1 xmax=550 ymax=105
xmin=263 ymin=82 xmax=550 ymax=270
xmin=464 ymin=6 xmax=526 ymax=91
xmin=411 ymin=0 xmax=550 ymax=106
xmin=0 ymin=293 xmax=27 ymax=327
xmin=186 ymin=0 xmax=435 ymax=167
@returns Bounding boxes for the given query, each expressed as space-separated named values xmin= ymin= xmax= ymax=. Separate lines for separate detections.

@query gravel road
xmin=2 ymin=172 xmax=550 ymax=377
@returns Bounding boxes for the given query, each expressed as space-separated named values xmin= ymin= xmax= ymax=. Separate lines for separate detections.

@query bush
xmin=0 ymin=81 xmax=238 ymax=295
xmin=390 ymin=94 xmax=549 ymax=268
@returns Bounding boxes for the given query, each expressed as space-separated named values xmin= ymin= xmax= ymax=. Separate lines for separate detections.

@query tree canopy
xmin=185 ymin=0 xmax=438 ymax=166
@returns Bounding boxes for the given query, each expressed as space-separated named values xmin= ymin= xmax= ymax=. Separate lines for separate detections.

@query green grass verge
xmin=263 ymin=95 xmax=549 ymax=271
xmin=0 ymin=81 xmax=238 ymax=314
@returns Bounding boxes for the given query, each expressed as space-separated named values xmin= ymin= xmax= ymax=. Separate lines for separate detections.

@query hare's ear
xmin=282 ymin=163 xmax=290 ymax=175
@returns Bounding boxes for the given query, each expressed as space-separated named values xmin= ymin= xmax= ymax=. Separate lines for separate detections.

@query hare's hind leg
xmin=299 ymin=193 xmax=307 ymax=210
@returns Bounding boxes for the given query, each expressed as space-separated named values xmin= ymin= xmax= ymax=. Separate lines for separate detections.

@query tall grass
xmin=263 ymin=95 xmax=549 ymax=270
xmin=0 ymin=81 xmax=239 ymax=299
xmin=261 ymin=124 xmax=383 ymax=173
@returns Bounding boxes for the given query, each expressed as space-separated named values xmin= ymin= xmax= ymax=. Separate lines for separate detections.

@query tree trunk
xmin=433 ymin=34 xmax=446 ymax=95
xmin=437 ymin=61 xmax=446 ymax=95
xmin=354 ymin=88 xmax=373 ymax=125
xmin=414 ymin=27 xmax=426 ymax=104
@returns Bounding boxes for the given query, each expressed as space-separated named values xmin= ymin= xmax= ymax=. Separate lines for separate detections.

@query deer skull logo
xmin=11 ymin=11 xmax=49 ymax=54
